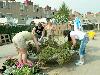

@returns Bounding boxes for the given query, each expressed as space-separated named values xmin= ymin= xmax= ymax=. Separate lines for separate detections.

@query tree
xmin=54 ymin=2 xmax=70 ymax=24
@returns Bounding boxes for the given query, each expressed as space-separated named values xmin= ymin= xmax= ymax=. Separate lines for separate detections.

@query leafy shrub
xmin=1 ymin=59 xmax=48 ymax=75
xmin=3 ymin=58 xmax=17 ymax=67
xmin=27 ymin=38 xmax=80 ymax=65
xmin=38 ymin=39 xmax=77 ymax=65
xmin=12 ymin=65 xmax=40 ymax=75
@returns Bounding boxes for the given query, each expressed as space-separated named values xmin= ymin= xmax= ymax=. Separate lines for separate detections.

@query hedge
xmin=0 ymin=25 xmax=35 ymax=34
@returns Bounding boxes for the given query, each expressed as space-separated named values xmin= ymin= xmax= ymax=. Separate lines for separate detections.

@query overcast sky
xmin=16 ymin=0 xmax=100 ymax=14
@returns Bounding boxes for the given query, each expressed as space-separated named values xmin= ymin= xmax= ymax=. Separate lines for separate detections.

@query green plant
xmin=3 ymin=66 xmax=14 ymax=75
xmin=27 ymin=37 xmax=80 ymax=65
xmin=3 ymin=58 xmax=17 ymax=67
xmin=12 ymin=65 xmax=32 ymax=75
xmin=54 ymin=2 xmax=70 ymax=24
xmin=38 ymin=46 xmax=56 ymax=62
xmin=2 ymin=58 xmax=48 ymax=75
xmin=40 ymin=38 xmax=59 ymax=49
xmin=12 ymin=64 xmax=46 ymax=75
xmin=38 ymin=39 xmax=74 ymax=65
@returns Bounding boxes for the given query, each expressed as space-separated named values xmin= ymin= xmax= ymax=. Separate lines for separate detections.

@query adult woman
xmin=12 ymin=31 xmax=39 ymax=65
xmin=45 ymin=22 xmax=55 ymax=39
xmin=33 ymin=23 xmax=45 ymax=42
xmin=66 ymin=30 xmax=89 ymax=65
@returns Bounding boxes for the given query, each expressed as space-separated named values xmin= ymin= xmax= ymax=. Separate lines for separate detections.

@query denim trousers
xmin=79 ymin=35 xmax=89 ymax=58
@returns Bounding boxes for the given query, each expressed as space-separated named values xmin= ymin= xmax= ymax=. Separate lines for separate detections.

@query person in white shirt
xmin=12 ymin=31 xmax=39 ymax=65
xmin=65 ymin=30 xmax=89 ymax=65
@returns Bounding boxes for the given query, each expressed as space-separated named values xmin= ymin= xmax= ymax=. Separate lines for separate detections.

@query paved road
xmin=0 ymin=44 xmax=17 ymax=57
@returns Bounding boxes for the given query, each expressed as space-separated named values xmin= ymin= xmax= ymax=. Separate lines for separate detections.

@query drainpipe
xmin=98 ymin=23 xmax=99 ymax=31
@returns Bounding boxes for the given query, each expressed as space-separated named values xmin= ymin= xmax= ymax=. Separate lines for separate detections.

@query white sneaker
xmin=75 ymin=61 xmax=84 ymax=65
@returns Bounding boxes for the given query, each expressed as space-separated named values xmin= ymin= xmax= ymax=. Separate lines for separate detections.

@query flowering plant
xmin=1 ymin=58 xmax=48 ymax=75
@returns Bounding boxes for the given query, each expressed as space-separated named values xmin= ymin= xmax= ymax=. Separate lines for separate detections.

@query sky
xmin=16 ymin=0 xmax=100 ymax=14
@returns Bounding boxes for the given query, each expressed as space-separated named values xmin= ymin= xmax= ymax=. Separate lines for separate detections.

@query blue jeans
xmin=79 ymin=35 xmax=89 ymax=58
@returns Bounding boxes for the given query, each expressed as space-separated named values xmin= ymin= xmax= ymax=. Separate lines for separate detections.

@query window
xmin=3 ymin=2 xmax=6 ymax=8
xmin=36 ymin=16 xmax=39 ymax=19
xmin=1 ymin=14 xmax=5 ymax=18
xmin=0 ymin=1 xmax=3 ymax=8
xmin=37 ymin=9 xmax=39 ymax=12
xmin=20 ymin=3 xmax=25 ymax=11
xmin=20 ymin=14 xmax=26 ymax=21
xmin=10 ymin=0 xmax=15 ymax=1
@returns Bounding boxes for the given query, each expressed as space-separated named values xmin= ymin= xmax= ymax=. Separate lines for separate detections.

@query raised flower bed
xmin=28 ymin=38 xmax=80 ymax=65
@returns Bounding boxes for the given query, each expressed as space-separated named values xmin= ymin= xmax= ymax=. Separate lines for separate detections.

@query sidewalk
xmin=0 ymin=43 xmax=17 ymax=58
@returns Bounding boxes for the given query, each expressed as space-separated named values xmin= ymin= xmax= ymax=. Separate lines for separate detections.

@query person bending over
xmin=64 ymin=30 xmax=89 ymax=65
xmin=12 ymin=31 xmax=39 ymax=65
